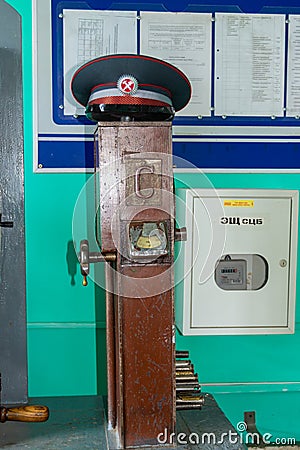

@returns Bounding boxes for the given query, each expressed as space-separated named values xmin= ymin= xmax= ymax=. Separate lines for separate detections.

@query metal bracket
xmin=175 ymin=227 xmax=187 ymax=242
xmin=244 ymin=411 xmax=264 ymax=447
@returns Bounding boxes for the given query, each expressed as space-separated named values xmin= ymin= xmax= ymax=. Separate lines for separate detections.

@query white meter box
xmin=175 ymin=189 xmax=298 ymax=335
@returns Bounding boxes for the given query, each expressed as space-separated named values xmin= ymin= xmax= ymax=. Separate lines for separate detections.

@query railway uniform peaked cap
xmin=71 ymin=54 xmax=191 ymax=115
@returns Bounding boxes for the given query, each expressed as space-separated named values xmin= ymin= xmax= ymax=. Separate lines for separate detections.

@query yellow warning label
xmin=224 ymin=200 xmax=254 ymax=208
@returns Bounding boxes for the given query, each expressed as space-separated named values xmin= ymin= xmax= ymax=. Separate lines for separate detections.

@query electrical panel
xmin=175 ymin=189 xmax=298 ymax=335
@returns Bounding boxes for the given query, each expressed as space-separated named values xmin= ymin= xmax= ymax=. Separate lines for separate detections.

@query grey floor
xmin=0 ymin=394 xmax=246 ymax=449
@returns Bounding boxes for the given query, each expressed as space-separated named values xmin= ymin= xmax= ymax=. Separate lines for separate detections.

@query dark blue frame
xmin=37 ymin=0 xmax=300 ymax=169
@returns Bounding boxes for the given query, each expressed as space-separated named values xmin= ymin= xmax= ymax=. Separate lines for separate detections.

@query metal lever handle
xmin=80 ymin=240 xmax=91 ymax=286
xmin=80 ymin=240 xmax=90 ymax=274
xmin=79 ymin=240 xmax=116 ymax=286
xmin=0 ymin=214 xmax=13 ymax=228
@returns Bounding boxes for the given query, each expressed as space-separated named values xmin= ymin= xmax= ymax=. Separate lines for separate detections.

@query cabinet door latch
xmin=0 ymin=214 xmax=13 ymax=228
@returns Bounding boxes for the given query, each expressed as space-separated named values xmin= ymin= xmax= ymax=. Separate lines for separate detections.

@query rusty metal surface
xmin=97 ymin=122 xmax=175 ymax=448
xmin=96 ymin=126 xmax=120 ymax=253
xmin=96 ymin=122 xmax=173 ymax=253
xmin=118 ymin=265 xmax=175 ymax=448
xmin=105 ymin=263 xmax=117 ymax=430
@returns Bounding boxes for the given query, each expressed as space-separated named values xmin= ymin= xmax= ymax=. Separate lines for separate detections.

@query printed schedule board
xmin=34 ymin=0 xmax=300 ymax=171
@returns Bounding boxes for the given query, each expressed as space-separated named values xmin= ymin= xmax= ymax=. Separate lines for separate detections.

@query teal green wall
xmin=9 ymin=0 xmax=101 ymax=397
xmin=10 ymin=0 xmax=300 ymax=440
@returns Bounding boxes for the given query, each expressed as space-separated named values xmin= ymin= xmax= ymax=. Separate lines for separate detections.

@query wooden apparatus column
xmin=96 ymin=121 xmax=176 ymax=448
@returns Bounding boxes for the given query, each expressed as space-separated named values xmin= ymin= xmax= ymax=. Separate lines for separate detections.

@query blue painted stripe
xmin=38 ymin=140 xmax=300 ymax=169
xmin=38 ymin=133 xmax=300 ymax=140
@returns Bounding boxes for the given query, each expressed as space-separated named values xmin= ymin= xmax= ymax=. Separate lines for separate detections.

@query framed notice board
xmin=34 ymin=0 xmax=300 ymax=171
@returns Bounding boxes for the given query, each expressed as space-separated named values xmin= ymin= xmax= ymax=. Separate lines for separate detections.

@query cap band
xmin=88 ymin=87 xmax=173 ymax=107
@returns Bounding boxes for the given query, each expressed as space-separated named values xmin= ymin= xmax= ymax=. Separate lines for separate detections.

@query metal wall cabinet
xmin=175 ymin=189 xmax=298 ymax=335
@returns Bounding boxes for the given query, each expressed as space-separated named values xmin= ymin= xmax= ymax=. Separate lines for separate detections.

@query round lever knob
xmin=82 ymin=275 xmax=88 ymax=286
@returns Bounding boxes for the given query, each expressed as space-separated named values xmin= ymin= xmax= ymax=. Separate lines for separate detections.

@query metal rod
xmin=176 ymin=389 xmax=201 ymax=395
xmin=176 ymin=360 xmax=192 ymax=367
xmin=105 ymin=262 xmax=116 ymax=429
xmin=176 ymin=370 xmax=194 ymax=376
xmin=176 ymin=361 xmax=192 ymax=367
xmin=176 ymin=366 xmax=193 ymax=373
xmin=176 ymin=380 xmax=200 ymax=387
xmin=176 ymin=375 xmax=198 ymax=382
xmin=176 ymin=395 xmax=205 ymax=410
xmin=177 ymin=394 xmax=204 ymax=403
xmin=89 ymin=252 xmax=116 ymax=263
xmin=176 ymin=351 xmax=189 ymax=359
xmin=176 ymin=388 xmax=200 ymax=393
xmin=103 ymin=253 xmax=117 ymax=262
xmin=176 ymin=403 xmax=204 ymax=411
xmin=176 ymin=386 xmax=201 ymax=393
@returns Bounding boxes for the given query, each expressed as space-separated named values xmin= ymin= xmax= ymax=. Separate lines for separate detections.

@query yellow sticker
xmin=224 ymin=200 xmax=254 ymax=208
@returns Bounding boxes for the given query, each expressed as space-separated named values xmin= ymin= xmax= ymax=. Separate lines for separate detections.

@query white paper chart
xmin=214 ymin=13 xmax=285 ymax=116
xmin=63 ymin=9 xmax=137 ymax=115
xmin=140 ymin=11 xmax=212 ymax=117
xmin=287 ymin=15 xmax=300 ymax=117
